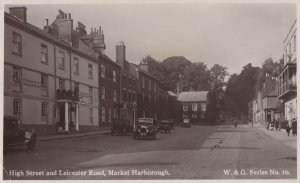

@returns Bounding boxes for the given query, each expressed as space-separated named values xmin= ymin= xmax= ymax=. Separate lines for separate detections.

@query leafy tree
xmin=181 ymin=62 xmax=210 ymax=91
xmin=223 ymin=64 xmax=259 ymax=115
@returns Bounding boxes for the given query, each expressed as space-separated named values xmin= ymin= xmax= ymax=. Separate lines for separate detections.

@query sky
xmin=4 ymin=1 xmax=297 ymax=75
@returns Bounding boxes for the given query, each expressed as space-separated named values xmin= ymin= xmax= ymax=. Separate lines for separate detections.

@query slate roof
xmin=178 ymin=91 xmax=209 ymax=102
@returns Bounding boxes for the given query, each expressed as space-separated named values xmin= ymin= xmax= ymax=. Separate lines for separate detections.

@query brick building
xmin=115 ymin=42 xmax=138 ymax=122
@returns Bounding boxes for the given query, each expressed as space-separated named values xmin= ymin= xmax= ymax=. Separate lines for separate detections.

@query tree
xmin=181 ymin=62 xmax=210 ymax=91
xmin=223 ymin=63 xmax=259 ymax=115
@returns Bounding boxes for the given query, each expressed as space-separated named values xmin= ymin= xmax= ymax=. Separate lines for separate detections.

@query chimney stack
xmin=116 ymin=41 xmax=126 ymax=69
xmin=9 ymin=7 xmax=27 ymax=22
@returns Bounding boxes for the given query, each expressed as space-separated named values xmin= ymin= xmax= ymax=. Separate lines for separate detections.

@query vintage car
xmin=111 ymin=118 xmax=133 ymax=135
xmin=157 ymin=120 xmax=172 ymax=133
xmin=133 ymin=118 xmax=157 ymax=140
xmin=3 ymin=115 xmax=37 ymax=151
xmin=181 ymin=118 xmax=191 ymax=128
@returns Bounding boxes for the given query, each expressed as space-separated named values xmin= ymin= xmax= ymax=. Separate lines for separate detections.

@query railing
xmin=278 ymin=81 xmax=297 ymax=96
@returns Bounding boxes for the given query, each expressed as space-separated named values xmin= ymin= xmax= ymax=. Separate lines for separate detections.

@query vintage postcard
xmin=1 ymin=0 xmax=298 ymax=182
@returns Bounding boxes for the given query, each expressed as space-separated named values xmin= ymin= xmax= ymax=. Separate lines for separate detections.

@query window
xmin=123 ymin=89 xmax=127 ymax=102
xmin=74 ymin=57 xmax=79 ymax=75
xmin=153 ymin=83 xmax=156 ymax=92
xmin=113 ymin=90 xmax=117 ymax=102
xmin=13 ymin=67 xmax=22 ymax=92
xmin=192 ymin=114 xmax=197 ymax=119
xmin=74 ymin=82 xmax=79 ymax=90
xmin=132 ymin=92 xmax=136 ymax=102
xmin=89 ymin=87 xmax=93 ymax=104
xmin=101 ymin=87 xmax=105 ymax=100
xmin=88 ymin=64 xmax=93 ymax=79
xmin=41 ymin=74 xmax=48 ymax=96
xmin=142 ymin=77 xmax=145 ymax=88
xmin=114 ymin=108 xmax=118 ymax=118
xmin=89 ymin=108 xmax=93 ymax=124
xmin=201 ymin=103 xmax=206 ymax=111
xmin=41 ymin=102 xmax=49 ymax=123
xmin=58 ymin=51 xmax=65 ymax=70
xmin=192 ymin=103 xmax=198 ymax=111
xmin=13 ymin=98 xmax=22 ymax=120
xmin=59 ymin=78 xmax=65 ymax=90
xmin=12 ymin=32 xmax=22 ymax=55
xmin=183 ymin=104 xmax=188 ymax=111
xmin=108 ymin=108 xmax=112 ymax=123
xmin=41 ymin=44 xmax=48 ymax=64
xmin=101 ymin=107 xmax=106 ymax=122
xmin=101 ymin=64 xmax=105 ymax=78
xmin=142 ymin=93 xmax=145 ymax=103
xmin=113 ymin=70 xmax=116 ymax=82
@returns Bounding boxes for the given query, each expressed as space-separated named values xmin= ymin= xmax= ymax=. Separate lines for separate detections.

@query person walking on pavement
xmin=286 ymin=124 xmax=291 ymax=136
xmin=275 ymin=119 xmax=279 ymax=131
xmin=292 ymin=118 xmax=297 ymax=136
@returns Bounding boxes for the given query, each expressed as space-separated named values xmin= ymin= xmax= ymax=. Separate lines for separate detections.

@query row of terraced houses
xmin=4 ymin=7 xmax=180 ymax=135
xmin=249 ymin=19 xmax=297 ymax=128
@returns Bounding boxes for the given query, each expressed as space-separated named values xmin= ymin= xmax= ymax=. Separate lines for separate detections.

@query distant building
xmin=135 ymin=63 xmax=160 ymax=119
xmin=178 ymin=91 xmax=209 ymax=122
xmin=262 ymin=74 xmax=279 ymax=124
xmin=277 ymin=19 xmax=297 ymax=124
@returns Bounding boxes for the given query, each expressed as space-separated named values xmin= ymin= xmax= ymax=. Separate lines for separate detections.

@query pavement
xmin=252 ymin=124 xmax=297 ymax=150
xmin=38 ymin=129 xmax=111 ymax=141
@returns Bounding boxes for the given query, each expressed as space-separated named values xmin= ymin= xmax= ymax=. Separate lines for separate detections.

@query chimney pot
xmin=68 ymin=13 xmax=71 ymax=19
xmin=46 ymin=19 xmax=49 ymax=26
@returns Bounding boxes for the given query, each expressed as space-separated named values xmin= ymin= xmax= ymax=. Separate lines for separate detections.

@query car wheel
xmin=27 ymin=136 xmax=36 ymax=150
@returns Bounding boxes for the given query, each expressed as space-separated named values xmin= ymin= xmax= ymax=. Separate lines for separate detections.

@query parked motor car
xmin=157 ymin=120 xmax=172 ymax=133
xmin=181 ymin=118 xmax=191 ymax=128
xmin=3 ymin=115 xmax=37 ymax=152
xmin=133 ymin=118 xmax=157 ymax=140
xmin=111 ymin=118 xmax=133 ymax=135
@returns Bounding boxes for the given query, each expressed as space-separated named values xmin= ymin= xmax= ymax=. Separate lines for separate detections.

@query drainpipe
xmin=53 ymin=45 xmax=57 ymax=133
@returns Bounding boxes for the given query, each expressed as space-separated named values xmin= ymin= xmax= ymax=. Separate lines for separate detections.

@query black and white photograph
xmin=1 ymin=0 xmax=298 ymax=181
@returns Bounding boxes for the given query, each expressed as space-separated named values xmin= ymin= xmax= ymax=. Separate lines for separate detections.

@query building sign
xmin=79 ymin=92 xmax=89 ymax=104
xmin=23 ymin=79 xmax=41 ymax=88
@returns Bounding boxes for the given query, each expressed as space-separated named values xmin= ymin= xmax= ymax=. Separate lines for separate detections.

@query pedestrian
xmin=266 ymin=121 xmax=270 ymax=130
xmin=286 ymin=124 xmax=291 ymax=136
xmin=275 ymin=120 xmax=279 ymax=131
xmin=271 ymin=121 xmax=274 ymax=130
xmin=292 ymin=118 xmax=297 ymax=136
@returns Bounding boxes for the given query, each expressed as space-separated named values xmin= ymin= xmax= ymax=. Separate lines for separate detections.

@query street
xmin=3 ymin=122 xmax=297 ymax=180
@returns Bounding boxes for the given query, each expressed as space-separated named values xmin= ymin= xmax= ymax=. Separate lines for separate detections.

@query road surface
xmin=3 ymin=122 xmax=297 ymax=180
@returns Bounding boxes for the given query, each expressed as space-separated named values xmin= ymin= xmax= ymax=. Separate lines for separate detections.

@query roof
xmin=5 ymin=11 xmax=109 ymax=65
xmin=178 ymin=91 xmax=209 ymax=102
